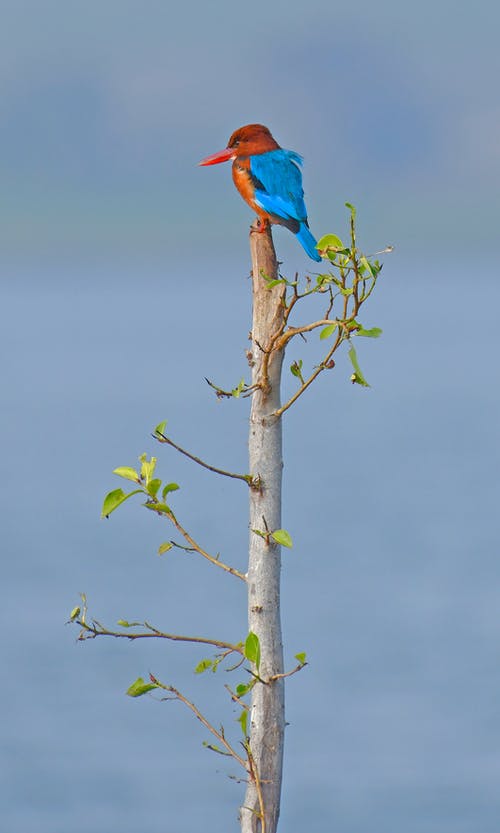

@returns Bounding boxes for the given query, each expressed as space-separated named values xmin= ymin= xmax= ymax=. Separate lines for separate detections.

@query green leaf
xmin=113 ymin=466 xmax=141 ymax=483
xmin=231 ymin=378 xmax=246 ymax=398
xmin=316 ymin=233 xmax=344 ymax=252
xmin=359 ymin=256 xmax=375 ymax=277
xmin=146 ymin=478 xmax=162 ymax=497
xmin=348 ymin=344 xmax=370 ymax=387
xmin=162 ymin=483 xmax=179 ymax=500
xmin=320 ymin=322 xmax=337 ymax=340
xmin=356 ymin=326 xmax=383 ymax=338
xmin=69 ymin=606 xmax=80 ymax=621
xmin=194 ymin=658 xmax=213 ymax=674
xmin=345 ymin=202 xmax=357 ymax=218
xmin=117 ymin=619 xmax=142 ymax=627
xmin=315 ymin=274 xmax=333 ymax=288
xmin=294 ymin=652 xmax=307 ymax=665
xmin=139 ymin=454 xmax=157 ymax=486
xmin=154 ymin=420 xmax=167 ymax=437
xmin=202 ymin=741 xmax=230 ymax=756
xmin=236 ymin=682 xmax=252 ymax=697
xmin=265 ymin=278 xmax=286 ymax=289
xmin=244 ymin=631 xmax=261 ymax=672
xmin=237 ymin=708 xmax=248 ymax=737
xmin=143 ymin=501 xmax=171 ymax=515
xmin=290 ymin=359 xmax=304 ymax=382
xmin=101 ymin=488 xmax=143 ymax=519
xmin=272 ymin=528 xmax=293 ymax=548
xmin=158 ymin=541 xmax=173 ymax=555
xmin=126 ymin=677 xmax=158 ymax=697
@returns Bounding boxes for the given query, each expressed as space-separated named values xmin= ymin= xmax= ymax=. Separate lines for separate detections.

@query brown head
xmin=198 ymin=124 xmax=281 ymax=166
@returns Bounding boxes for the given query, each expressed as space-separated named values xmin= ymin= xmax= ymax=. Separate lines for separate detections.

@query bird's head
xmin=198 ymin=124 xmax=280 ymax=166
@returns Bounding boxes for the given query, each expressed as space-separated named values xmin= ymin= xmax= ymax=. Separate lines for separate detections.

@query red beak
xmin=198 ymin=147 xmax=235 ymax=166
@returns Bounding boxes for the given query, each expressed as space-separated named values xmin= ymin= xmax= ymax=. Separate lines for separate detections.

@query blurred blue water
xmin=2 ymin=253 xmax=500 ymax=833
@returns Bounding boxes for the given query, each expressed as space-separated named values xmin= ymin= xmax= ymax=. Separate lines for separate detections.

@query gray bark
xmin=240 ymin=226 xmax=286 ymax=833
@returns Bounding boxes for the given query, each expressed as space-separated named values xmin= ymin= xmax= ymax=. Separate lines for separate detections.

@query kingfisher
xmin=199 ymin=124 xmax=322 ymax=262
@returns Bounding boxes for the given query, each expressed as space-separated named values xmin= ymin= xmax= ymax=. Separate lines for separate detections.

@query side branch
xmin=151 ymin=677 xmax=248 ymax=769
xmin=155 ymin=430 xmax=255 ymax=487
xmin=273 ymin=331 xmax=343 ymax=418
xmin=76 ymin=617 xmax=244 ymax=655
xmin=166 ymin=509 xmax=247 ymax=582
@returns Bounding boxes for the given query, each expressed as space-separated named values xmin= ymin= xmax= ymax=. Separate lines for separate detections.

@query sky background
xmin=2 ymin=2 xmax=500 ymax=832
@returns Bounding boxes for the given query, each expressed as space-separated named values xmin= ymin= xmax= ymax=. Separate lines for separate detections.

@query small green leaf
xmin=146 ymin=478 xmax=162 ymax=498
xmin=202 ymin=741 xmax=230 ymax=756
xmin=101 ymin=488 xmax=143 ymax=518
xmin=265 ymin=278 xmax=286 ymax=289
xmin=356 ymin=326 xmax=383 ymax=338
xmin=348 ymin=344 xmax=370 ymax=387
xmin=294 ymin=652 xmax=307 ymax=665
xmin=158 ymin=541 xmax=173 ymax=555
xmin=272 ymin=529 xmax=293 ymax=548
xmin=238 ymin=708 xmax=248 ymax=737
xmin=143 ymin=501 xmax=171 ymax=514
xmin=236 ymin=682 xmax=252 ymax=697
xmin=154 ymin=420 xmax=167 ymax=437
xmin=345 ymin=202 xmax=357 ymax=218
xmin=290 ymin=359 xmax=304 ymax=382
xmin=162 ymin=483 xmax=179 ymax=500
xmin=139 ymin=454 xmax=157 ymax=486
xmin=320 ymin=323 xmax=337 ymax=340
xmin=117 ymin=620 xmax=142 ymax=627
xmin=244 ymin=631 xmax=261 ymax=672
xmin=126 ymin=677 xmax=159 ymax=697
xmin=359 ymin=256 xmax=375 ymax=277
xmin=69 ymin=606 xmax=80 ymax=621
xmin=315 ymin=274 xmax=333 ymax=288
xmin=231 ymin=378 xmax=246 ymax=398
xmin=113 ymin=466 xmax=141 ymax=483
xmin=194 ymin=658 xmax=213 ymax=674
xmin=316 ymin=233 xmax=344 ymax=252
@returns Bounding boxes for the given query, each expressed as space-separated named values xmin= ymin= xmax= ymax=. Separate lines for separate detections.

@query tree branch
xmin=273 ymin=332 xmax=343 ymax=418
xmin=155 ymin=430 xmax=255 ymax=487
xmin=76 ymin=618 xmax=244 ymax=655
xmin=165 ymin=508 xmax=247 ymax=582
xmin=150 ymin=677 xmax=248 ymax=769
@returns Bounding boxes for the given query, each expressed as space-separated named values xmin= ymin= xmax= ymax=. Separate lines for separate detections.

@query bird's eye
xmin=233 ymin=139 xmax=240 ymax=147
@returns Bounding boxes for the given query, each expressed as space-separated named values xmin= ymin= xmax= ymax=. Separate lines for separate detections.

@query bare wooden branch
xmin=151 ymin=677 xmax=248 ymax=769
xmin=76 ymin=618 xmax=244 ymax=654
xmin=154 ymin=430 xmax=255 ymax=486
xmin=165 ymin=508 xmax=247 ymax=582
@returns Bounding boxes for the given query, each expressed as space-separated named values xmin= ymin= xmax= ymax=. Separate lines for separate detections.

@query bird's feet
xmin=250 ymin=217 xmax=269 ymax=234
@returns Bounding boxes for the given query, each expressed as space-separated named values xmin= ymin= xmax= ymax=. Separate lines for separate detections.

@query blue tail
xmin=295 ymin=223 xmax=321 ymax=262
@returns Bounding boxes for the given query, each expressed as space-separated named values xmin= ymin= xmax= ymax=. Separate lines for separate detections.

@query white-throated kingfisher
xmin=199 ymin=124 xmax=321 ymax=262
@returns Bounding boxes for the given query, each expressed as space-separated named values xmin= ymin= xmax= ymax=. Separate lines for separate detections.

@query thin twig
xmin=268 ymin=662 xmax=308 ymax=682
xmin=165 ymin=508 xmax=247 ymax=582
xmin=247 ymin=744 xmax=266 ymax=833
xmin=273 ymin=335 xmax=341 ymax=418
xmin=77 ymin=619 xmax=244 ymax=654
xmin=155 ymin=430 xmax=254 ymax=486
xmin=151 ymin=679 xmax=248 ymax=769
xmin=224 ymin=683 xmax=251 ymax=708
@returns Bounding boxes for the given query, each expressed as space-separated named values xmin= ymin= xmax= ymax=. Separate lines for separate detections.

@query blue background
xmin=2 ymin=2 xmax=500 ymax=831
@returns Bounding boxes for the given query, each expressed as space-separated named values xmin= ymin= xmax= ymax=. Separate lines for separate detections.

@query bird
xmin=199 ymin=124 xmax=322 ymax=262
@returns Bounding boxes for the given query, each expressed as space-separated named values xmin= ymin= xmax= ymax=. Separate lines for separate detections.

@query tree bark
xmin=240 ymin=225 xmax=286 ymax=833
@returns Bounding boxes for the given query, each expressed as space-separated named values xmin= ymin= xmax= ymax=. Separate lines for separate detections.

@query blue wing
xmin=250 ymin=149 xmax=308 ymax=225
